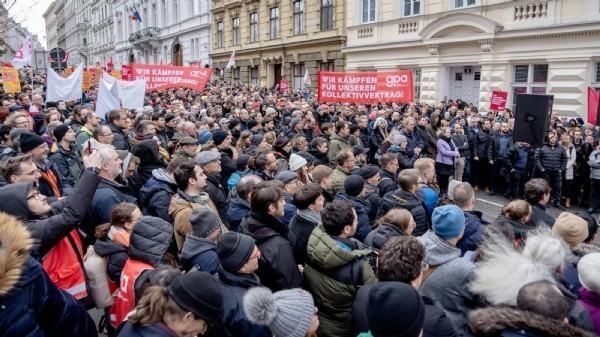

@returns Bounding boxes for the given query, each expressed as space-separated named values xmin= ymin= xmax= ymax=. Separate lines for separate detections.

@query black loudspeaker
xmin=513 ymin=93 xmax=554 ymax=148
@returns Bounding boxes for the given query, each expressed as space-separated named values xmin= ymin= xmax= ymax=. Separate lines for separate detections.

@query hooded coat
xmin=417 ymin=230 xmax=477 ymax=336
xmin=304 ymin=224 xmax=377 ymax=337
xmin=289 ymin=211 xmax=320 ymax=266
xmin=129 ymin=140 xmax=167 ymax=196
xmin=168 ymin=190 xmax=220 ymax=252
xmin=378 ymin=189 xmax=429 ymax=236
xmin=363 ymin=222 xmax=407 ymax=251
xmin=93 ymin=238 xmax=128 ymax=285
xmin=226 ymin=196 xmax=251 ymax=232
xmin=328 ymin=133 xmax=351 ymax=165
xmin=179 ymin=233 xmax=220 ymax=274
xmin=0 ymin=213 xmax=98 ymax=337
xmin=128 ymin=216 xmax=173 ymax=267
xmin=456 ymin=210 xmax=488 ymax=256
xmin=0 ymin=169 xmax=99 ymax=256
xmin=139 ymin=169 xmax=178 ymax=222
xmin=334 ymin=193 xmax=372 ymax=242
xmin=84 ymin=178 xmax=136 ymax=241
xmin=468 ymin=307 xmax=594 ymax=337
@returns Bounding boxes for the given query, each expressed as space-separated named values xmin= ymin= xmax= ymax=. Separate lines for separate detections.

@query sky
xmin=8 ymin=0 xmax=54 ymax=49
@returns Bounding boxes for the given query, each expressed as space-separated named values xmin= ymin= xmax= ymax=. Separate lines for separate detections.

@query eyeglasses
xmin=27 ymin=190 xmax=42 ymax=200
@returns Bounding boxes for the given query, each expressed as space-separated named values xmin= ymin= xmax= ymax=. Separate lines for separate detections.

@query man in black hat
xmin=49 ymin=124 xmax=83 ymax=187
xmin=229 ymin=120 xmax=241 ymax=142
xmin=164 ymin=113 xmax=177 ymax=139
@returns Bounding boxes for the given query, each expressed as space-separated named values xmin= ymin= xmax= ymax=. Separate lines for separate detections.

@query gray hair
xmin=96 ymin=144 xmax=116 ymax=165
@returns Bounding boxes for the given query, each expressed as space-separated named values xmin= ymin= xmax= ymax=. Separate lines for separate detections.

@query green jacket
xmin=304 ymin=224 xmax=377 ymax=337
xmin=330 ymin=166 xmax=350 ymax=196
xmin=328 ymin=133 xmax=351 ymax=165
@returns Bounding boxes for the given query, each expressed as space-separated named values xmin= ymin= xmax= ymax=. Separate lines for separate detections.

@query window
xmin=116 ymin=21 xmax=122 ymax=41
xmin=152 ymin=3 xmax=157 ymax=27
xmin=191 ymin=39 xmax=195 ymax=59
xmin=413 ymin=68 xmax=421 ymax=101
xmin=161 ymin=0 xmax=167 ymax=26
xmin=249 ymin=13 xmax=258 ymax=42
xmin=510 ymin=64 xmax=549 ymax=110
xmin=455 ymin=0 xmax=476 ymax=8
xmin=217 ymin=21 xmax=223 ymax=48
xmin=362 ymin=0 xmax=376 ymax=23
xmin=320 ymin=62 xmax=334 ymax=72
xmin=321 ymin=0 xmax=334 ymax=30
xmin=293 ymin=1 xmax=305 ymax=35
xmin=233 ymin=68 xmax=240 ymax=83
xmin=251 ymin=67 xmax=259 ymax=84
xmin=189 ymin=0 xmax=194 ymax=16
xmin=593 ymin=62 xmax=600 ymax=93
xmin=232 ymin=17 xmax=240 ymax=45
xmin=270 ymin=7 xmax=279 ymax=38
xmin=173 ymin=1 xmax=178 ymax=23
xmin=403 ymin=0 xmax=420 ymax=16
xmin=293 ymin=64 xmax=306 ymax=90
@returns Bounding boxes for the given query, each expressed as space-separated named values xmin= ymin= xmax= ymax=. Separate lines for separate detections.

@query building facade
xmin=43 ymin=2 xmax=58 ymax=51
xmin=344 ymin=0 xmax=600 ymax=118
xmin=90 ymin=1 xmax=115 ymax=67
xmin=65 ymin=0 xmax=92 ymax=67
xmin=113 ymin=0 xmax=212 ymax=69
xmin=5 ymin=18 xmax=44 ymax=60
xmin=210 ymin=0 xmax=346 ymax=89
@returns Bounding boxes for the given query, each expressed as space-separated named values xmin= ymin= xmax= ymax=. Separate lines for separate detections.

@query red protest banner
xmin=490 ymin=91 xmax=508 ymax=110
xmin=130 ymin=63 xmax=212 ymax=92
xmin=280 ymin=79 xmax=289 ymax=93
xmin=318 ymin=70 xmax=414 ymax=104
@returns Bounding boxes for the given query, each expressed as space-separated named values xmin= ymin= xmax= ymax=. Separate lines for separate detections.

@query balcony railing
xmin=129 ymin=27 xmax=161 ymax=43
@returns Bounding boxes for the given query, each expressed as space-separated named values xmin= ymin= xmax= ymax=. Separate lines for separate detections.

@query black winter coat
xmin=241 ymin=212 xmax=303 ymax=291
xmin=473 ymin=129 xmax=492 ymax=159
xmin=364 ymin=222 xmax=407 ymax=251
xmin=84 ymin=178 xmax=136 ymax=241
xmin=377 ymin=169 xmax=399 ymax=197
xmin=378 ymin=189 xmax=429 ymax=236
xmin=226 ymin=197 xmax=251 ymax=233
xmin=487 ymin=132 xmax=514 ymax=161
xmin=129 ymin=140 xmax=167 ymax=197
xmin=179 ymin=234 xmax=220 ymax=274
xmin=109 ymin=124 xmax=132 ymax=151
xmin=0 ymin=215 xmax=97 ymax=337
xmin=526 ymin=203 xmax=555 ymax=228
xmin=128 ymin=216 xmax=173 ymax=267
xmin=456 ymin=210 xmax=487 ymax=256
xmin=0 ymin=169 xmax=99 ymax=256
xmin=138 ymin=170 xmax=177 ymax=223
xmin=219 ymin=148 xmax=237 ymax=194
xmin=205 ymin=173 xmax=229 ymax=225
xmin=49 ymin=144 xmax=83 ymax=188
xmin=94 ymin=238 xmax=128 ymax=285
xmin=535 ymin=143 xmax=567 ymax=172
xmin=289 ymin=212 xmax=319 ymax=266
xmin=217 ymin=268 xmax=269 ymax=337
xmin=353 ymin=284 xmax=456 ymax=337
xmin=363 ymin=184 xmax=381 ymax=222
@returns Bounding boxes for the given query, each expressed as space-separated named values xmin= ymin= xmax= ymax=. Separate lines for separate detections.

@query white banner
xmin=46 ymin=63 xmax=83 ymax=102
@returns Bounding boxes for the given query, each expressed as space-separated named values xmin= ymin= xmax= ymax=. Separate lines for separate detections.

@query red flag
xmin=589 ymin=87 xmax=600 ymax=125
xmin=191 ymin=62 xmax=200 ymax=68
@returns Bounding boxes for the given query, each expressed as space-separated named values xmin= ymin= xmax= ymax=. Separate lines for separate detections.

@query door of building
xmin=274 ymin=64 xmax=282 ymax=88
xmin=448 ymin=66 xmax=481 ymax=106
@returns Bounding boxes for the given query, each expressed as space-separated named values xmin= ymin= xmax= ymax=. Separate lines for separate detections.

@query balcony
xmin=129 ymin=27 xmax=161 ymax=50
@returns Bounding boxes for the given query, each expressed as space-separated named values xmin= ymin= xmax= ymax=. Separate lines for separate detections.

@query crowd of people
xmin=1 ymin=72 xmax=600 ymax=337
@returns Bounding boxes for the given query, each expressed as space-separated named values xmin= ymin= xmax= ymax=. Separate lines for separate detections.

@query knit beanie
xmin=367 ymin=282 xmax=425 ymax=337
xmin=578 ymin=253 xmax=600 ymax=294
xmin=359 ymin=164 xmax=379 ymax=180
xmin=432 ymin=205 xmax=465 ymax=240
xmin=212 ymin=130 xmax=229 ymax=146
xmin=53 ymin=124 xmax=71 ymax=142
xmin=344 ymin=175 xmax=365 ymax=197
xmin=296 ymin=151 xmax=314 ymax=166
xmin=167 ymin=271 xmax=223 ymax=323
xmin=216 ymin=231 xmax=256 ymax=272
xmin=250 ymin=134 xmax=265 ymax=147
xmin=190 ymin=208 xmax=222 ymax=238
xmin=229 ymin=120 xmax=240 ymax=130
xmin=197 ymin=130 xmax=213 ymax=145
xmin=289 ymin=153 xmax=308 ymax=172
xmin=164 ymin=113 xmax=176 ymax=122
xmin=244 ymin=287 xmax=315 ymax=337
xmin=275 ymin=136 xmax=290 ymax=149
xmin=290 ymin=118 xmax=302 ymax=129
xmin=349 ymin=125 xmax=359 ymax=135
xmin=552 ymin=212 xmax=589 ymax=248
xmin=247 ymin=119 xmax=259 ymax=130
xmin=19 ymin=133 xmax=46 ymax=153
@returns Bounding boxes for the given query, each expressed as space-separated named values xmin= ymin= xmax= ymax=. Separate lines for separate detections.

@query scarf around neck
xmin=296 ymin=209 xmax=321 ymax=225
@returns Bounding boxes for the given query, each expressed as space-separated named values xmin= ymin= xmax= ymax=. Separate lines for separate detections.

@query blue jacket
xmin=84 ymin=178 xmax=136 ymax=240
xmin=335 ymin=193 xmax=372 ymax=242
xmin=456 ymin=210 xmax=488 ymax=256
xmin=416 ymin=183 xmax=438 ymax=218
xmin=227 ymin=197 xmax=251 ymax=232
xmin=217 ymin=269 xmax=269 ymax=337
xmin=180 ymin=234 xmax=220 ymax=274
xmin=139 ymin=169 xmax=177 ymax=223
xmin=282 ymin=192 xmax=297 ymax=227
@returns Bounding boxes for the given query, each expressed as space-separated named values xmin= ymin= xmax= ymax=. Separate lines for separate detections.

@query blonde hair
xmin=375 ymin=209 xmax=413 ymax=232
xmin=128 ymin=286 xmax=187 ymax=326
xmin=504 ymin=200 xmax=531 ymax=222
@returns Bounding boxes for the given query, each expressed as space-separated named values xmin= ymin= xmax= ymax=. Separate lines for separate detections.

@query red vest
xmin=109 ymin=258 xmax=154 ymax=328
xmin=42 ymin=230 xmax=87 ymax=299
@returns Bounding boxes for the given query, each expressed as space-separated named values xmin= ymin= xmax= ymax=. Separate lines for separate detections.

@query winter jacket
xmin=564 ymin=144 xmax=577 ymax=180
xmin=328 ymin=133 xmax=351 ymax=165
xmin=49 ymin=143 xmax=83 ymax=187
xmin=217 ymin=269 xmax=269 ymax=337
xmin=526 ymin=203 xmax=555 ymax=228
xmin=227 ymin=196 xmax=251 ymax=232
xmin=205 ymin=173 xmax=229 ymax=225
xmin=487 ymin=132 xmax=513 ymax=161
xmin=93 ymin=238 xmax=128 ymax=285
xmin=84 ymin=178 xmax=136 ymax=241
xmin=289 ymin=211 xmax=319 ymax=266
xmin=308 ymin=148 xmax=329 ymax=167
xmin=128 ymin=216 xmax=173 ymax=267
xmin=353 ymin=284 xmax=456 ymax=337
xmin=378 ymin=189 xmax=429 ymax=236
xmin=473 ymin=129 xmax=491 ymax=159
xmin=452 ymin=134 xmax=470 ymax=158
xmin=109 ymin=123 xmax=132 ymax=151
xmin=304 ymin=224 xmax=377 ymax=337
xmin=0 ymin=169 xmax=100 ymax=256
xmin=504 ymin=144 xmax=530 ymax=172
xmin=418 ymin=230 xmax=477 ymax=336
xmin=241 ymin=211 xmax=303 ymax=291
xmin=0 ymin=213 xmax=98 ymax=337
xmin=138 ymin=169 xmax=178 ymax=223
xmin=219 ymin=147 xmax=237 ymax=194
xmin=436 ymin=138 xmax=459 ymax=166
xmin=334 ymin=192 xmax=372 ymax=242
xmin=129 ymin=140 xmax=168 ymax=197
xmin=588 ymin=150 xmax=600 ymax=180
xmin=179 ymin=234 xmax=220 ymax=274
xmin=426 ymin=115 xmax=440 ymax=158
xmin=377 ymin=168 xmax=398 ymax=197
xmin=456 ymin=210 xmax=488 ymax=256
xmin=282 ymin=192 xmax=297 ymax=227
xmin=535 ymin=143 xmax=567 ymax=172
xmin=117 ymin=321 xmax=178 ymax=337
xmin=468 ymin=307 xmax=595 ymax=337
xmin=364 ymin=222 xmax=407 ymax=251
xmin=400 ymin=129 xmax=424 ymax=158
xmin=363 ymin=183 xmax=381 ymax=221
xmin=397 ymin=148 xmax=419 ymax=169
xmin=168 ymin=190 xmax=220 ymax=252
xmin=0 ymin=144 xmax=18 ymax=164
xmin=330 ymin=166 xmax=351 ymax=196
xmin=579 ymin=287 xmax=600 ymax=335
xmin=495 ymin=214 xmax=534 ymax=242
xmin=416 ymin=183 xmax=439 ymax=218
xmin=37 ymin=160 xmax=73 ymax=198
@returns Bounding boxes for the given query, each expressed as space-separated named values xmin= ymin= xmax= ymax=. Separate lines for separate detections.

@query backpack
xmin=83 ymin=246 xmax=115 ymax=308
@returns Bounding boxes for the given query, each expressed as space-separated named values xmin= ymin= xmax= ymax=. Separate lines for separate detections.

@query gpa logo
xmin=190 ymin=70 xmax=207 ymax=77
xmin=385 ymin=74 xmax=409 ymax=88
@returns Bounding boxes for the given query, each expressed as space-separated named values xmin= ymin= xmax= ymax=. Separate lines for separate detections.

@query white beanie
xmin=289 ymin=153 xmax=307 ymax=172
xmin=578 ymin=253 xmax=600 ymax=294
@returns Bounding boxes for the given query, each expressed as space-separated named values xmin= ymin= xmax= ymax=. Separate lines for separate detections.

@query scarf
xmin=39 ymin=164 xmax=61 ymax=198
xmin=296 ymin=209 xmax=321 ymax=225
xmin=108 ymin=226 xmax=130 ymax=247
xmin=440 ymin=135 xmax=456 ymax=151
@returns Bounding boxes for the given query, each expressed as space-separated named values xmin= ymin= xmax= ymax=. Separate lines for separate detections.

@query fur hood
xmin=573 ymin=242 xmax=600 ymax=257
xmin=468 ymin=307 xmax=594 ymax=337
xmin=0 ymin=212 xmax=34 ymax=296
